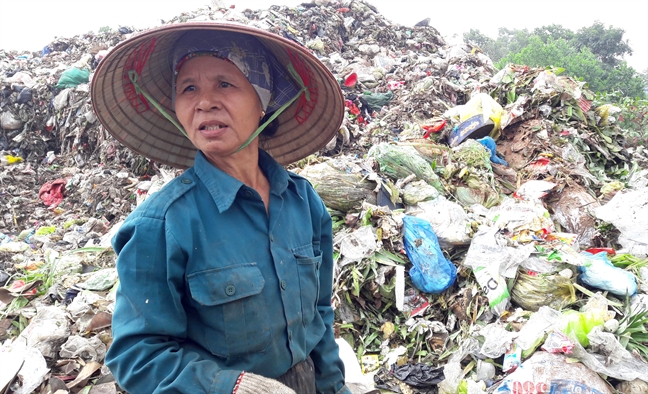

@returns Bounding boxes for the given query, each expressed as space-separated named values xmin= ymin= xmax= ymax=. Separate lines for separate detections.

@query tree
xmin=496 ymin=37 xmax=645 ymax=99
xmin=532 ymin=24 xmax=575 ymax=44
xmin=603 ymin=62 xmax=646 ymax=98
xmin=574 ymin=21 xmax=632 ymax=67
xmin=497 ymin=37 xmax=606 ymax=91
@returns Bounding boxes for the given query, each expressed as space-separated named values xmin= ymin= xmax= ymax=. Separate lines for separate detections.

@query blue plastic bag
xmin=403 ymin=216 xmax=457 ymax=293
xmin=579 ymin=252 xmax=637 ymax=297
xmin=477 ymin=136 xmax=508 ymax=166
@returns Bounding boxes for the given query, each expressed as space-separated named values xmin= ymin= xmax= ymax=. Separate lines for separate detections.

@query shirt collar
xmin=193 ymin=150 xmax=302 ymax=213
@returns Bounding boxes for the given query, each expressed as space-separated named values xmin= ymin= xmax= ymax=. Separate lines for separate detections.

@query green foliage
xmin=496 ymin=37 xmax=606 ymax=89
xmin=98 ymin=26 xmax=111 ymax=33
xmin=465 ymin=22 xmax=646 ymax=99
xmin=615 ymin=298 xmax=648 ymax=361
xmin=603 ymin=62 xmax=647 ymax=98
xmin=532 ymin=24 xmax=575 ymax=43
xmin=495 ymin=37 xmax=646 ymax=99
xmin=574 ymin=21 xmax=633 ymax=66
xmin=595 ymin=93 xmax=648 ymax=146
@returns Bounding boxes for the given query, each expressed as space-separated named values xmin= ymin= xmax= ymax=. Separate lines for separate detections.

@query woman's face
xmin=174 ymin=56 xmax=263 ymax=160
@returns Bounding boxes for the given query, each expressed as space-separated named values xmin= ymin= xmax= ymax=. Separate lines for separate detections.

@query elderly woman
xmin=91 ymin=22 xmax=350 ymax=394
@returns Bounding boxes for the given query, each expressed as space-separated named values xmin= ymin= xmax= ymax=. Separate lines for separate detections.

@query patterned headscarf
xmin=170 ymin=30 xmax=299 ymax=112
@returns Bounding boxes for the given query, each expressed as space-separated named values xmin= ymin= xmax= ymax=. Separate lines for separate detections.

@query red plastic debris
xmin=336 ymin=7 xmax=350 ymax=12
xmin=39 ymin=178 xmax=67 ymax=207
xmin=578 ymin=97 xmax=592 ymax=112
xmin=530 ymin=157 xmax=551 ymax=167
xmin=422 ymin=120 xmax=447 ymax=138
xmin=344 ymin=72 xmax=358 ymax=87
xmin=9 ymin=280 xmax=26 ymax=291
xmin=585 ymin=247 xmax=616 ymax=256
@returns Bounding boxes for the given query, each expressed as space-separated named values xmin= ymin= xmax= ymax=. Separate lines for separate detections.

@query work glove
xmin=232 ymin=372 xmax=296 ymax=394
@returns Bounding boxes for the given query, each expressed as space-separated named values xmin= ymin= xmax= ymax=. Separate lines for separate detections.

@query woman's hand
xmin=233 ymin=372 xmax=296 ymax=394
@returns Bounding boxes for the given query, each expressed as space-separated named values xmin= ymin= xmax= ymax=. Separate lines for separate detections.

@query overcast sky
xmin=0 ymin=0 xmax=646 ymax=71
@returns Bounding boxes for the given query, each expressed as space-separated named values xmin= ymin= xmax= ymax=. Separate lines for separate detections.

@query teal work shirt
xmin=105 ymin=150 xmax=351 ymax=394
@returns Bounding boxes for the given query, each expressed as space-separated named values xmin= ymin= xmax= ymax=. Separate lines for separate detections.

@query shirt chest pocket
xmin=186 ymin=263 xmax=270 ymax=358
xmin=292 ymin=243 xmax=322 ymax=326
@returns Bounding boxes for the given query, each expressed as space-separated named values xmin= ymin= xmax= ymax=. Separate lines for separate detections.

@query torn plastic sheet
xmin=3 ymin=342 xmax=50 ymax=394
xmin=336 ymin=225 xmax=381 ymax=267
xmin=19 ymin=306 xmax=71 ymax=358
xmin=475 ymin=322 xmax=517 ymax=358
xmin=391 ymin=363 xmax=445 ymax=387
xmin=570 ymin=326 xmax=648 ymax=382
xmin=59 ymin=335 xmax=107 ymax=362
xmin=463 ymin=225 xmax=534 ymax=315
xmin=496 ymin=351 xmax=613 ymax=394
xmin=486 ymin=197 xmax=555 ymax=235
xmin=406 ymin=196 xmax=472 ymax=247
xmin=438 ymin=338 xmax=480 ymax=394
xmin=514 ymin=307 xmax=563 ymax=352
xmin=595 ymin=187 xmax=648 ymax=257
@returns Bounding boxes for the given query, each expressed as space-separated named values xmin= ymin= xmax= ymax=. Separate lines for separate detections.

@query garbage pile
xmin=2 ymin=1 xmax=648 ymax=393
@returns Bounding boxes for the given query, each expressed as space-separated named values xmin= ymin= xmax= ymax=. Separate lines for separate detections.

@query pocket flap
xmin=187 ymin=263 xmax=265 ymax=306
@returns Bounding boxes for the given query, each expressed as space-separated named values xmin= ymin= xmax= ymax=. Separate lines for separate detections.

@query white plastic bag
xmin=595 ymin=187 xmax=648 ymax=257
xmin=496 ymin=351 xmax=613 ymax=394
xmin=406 ymin=196 xmax=472 ymax=247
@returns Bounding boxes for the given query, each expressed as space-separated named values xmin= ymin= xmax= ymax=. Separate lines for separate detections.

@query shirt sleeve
xmin=308 ymin=198 xmax=352 ymax=394
xmin=105 ymin=214 xmax=240 ymax=394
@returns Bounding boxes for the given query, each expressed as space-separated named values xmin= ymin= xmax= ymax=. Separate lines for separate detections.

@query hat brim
xmin=91 ymin=22 xmax=344 ymax=168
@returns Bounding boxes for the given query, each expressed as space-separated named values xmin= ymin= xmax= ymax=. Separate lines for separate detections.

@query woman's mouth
xmin=197 ymin=122 xmax=229 ymax=137
xmin=200 ymin=124 xmax=227 ymax=131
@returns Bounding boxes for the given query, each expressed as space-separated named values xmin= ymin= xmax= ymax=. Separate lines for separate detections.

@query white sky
xmin=0 ymin=0 xmax=646 ymax=71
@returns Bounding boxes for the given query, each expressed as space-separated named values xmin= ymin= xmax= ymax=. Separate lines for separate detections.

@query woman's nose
xmin=196 ymin=88 xmax=222 ymax=111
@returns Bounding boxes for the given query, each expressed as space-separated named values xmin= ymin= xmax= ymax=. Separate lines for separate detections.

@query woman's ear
xmin=259 ymin=111 xmax=279 ymax=137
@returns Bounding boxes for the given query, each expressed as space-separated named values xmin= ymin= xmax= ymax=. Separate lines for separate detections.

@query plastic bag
xmin=595 ymin=187 xmax=648 ymax=257
xmin=571 ymin=326 xmax=648 ymax=382
xmin=463 ymin=226 xmax=534 ymax=315
xmin=495 ymin=351 xmax=613 ymax=394
xmin=337 ymin=226 xmax=380 ymax=267
xmin=406 ymin=196 xmax=472 ymax=247
xmin=560 ymin=308 xmax=606 ymax=347
xmin=458 ymin=93 xmax=503 ymax=132
xmin=579 ymin=252 xmax=637 ymax=297
xmin=510 ymin=269 xmax=577 ymax=311
xmin=402 ymin=216 xmax=457 ymax=294
xmin=362 ymin=91 xmax=393 ymax=112
xmin=298 ymin=161 xmax=376 ymax=212
xmin=402 ymin=180 xmax=439 ymax=205
xmin=390 ymin=363 xmax=445 ymax=387
xmin=367 ymin=143 xmax=443 ymax=193
xmin=476 ymin=136 xmax=507 ymax=166
xmin=55 ymin=67 xmax=90 ymax=89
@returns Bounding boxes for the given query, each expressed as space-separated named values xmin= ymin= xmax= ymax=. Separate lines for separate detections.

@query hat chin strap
xmin=128 ymin=64 xmax=309 ymax=155
xmin=235 ymin=64 xmax=309 ymax=153
xmin=128 ymin=70 xmax=188 ymax=138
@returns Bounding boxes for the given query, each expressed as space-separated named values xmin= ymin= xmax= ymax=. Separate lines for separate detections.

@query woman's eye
xmin=182 ymin=85 xmax=196 ymax=93
xmin=219 ymin=81 xmax=232 ymax=88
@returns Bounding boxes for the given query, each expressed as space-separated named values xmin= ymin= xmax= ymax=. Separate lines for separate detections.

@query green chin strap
xmin=128 ymin=70 xmax=188 ymax=138
xmin=128 ymin=63 xmax=309 ymax=154
xmin=235 ymin=64 xmax=309 ymax=152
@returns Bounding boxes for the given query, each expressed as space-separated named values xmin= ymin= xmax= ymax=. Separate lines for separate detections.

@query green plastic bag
xmin=367 ymin=143 xmax=444 ymax=194
xmin=561 ymin=309 xmax=606 ymax=347
xmin=56 ymin=68 xmax=90 ymax=88
xmin=362 ymin=91 xmax=393 ymax=112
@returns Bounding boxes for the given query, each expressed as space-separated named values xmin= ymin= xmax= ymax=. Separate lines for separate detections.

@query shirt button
xmin=244 ymin=190 xmax=253 ymax=197
xmin=269 ymin=234 xmax=274 ymax=242
xmin=181 ymin=178 xmax=192 ymax=184
xmin=280 ymin=280 xmax=287 ymax=290
xmin=288 ymin=331 xmax=292 ymax=341
xmin=225 ymin=285 xmax=236 ymax=296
